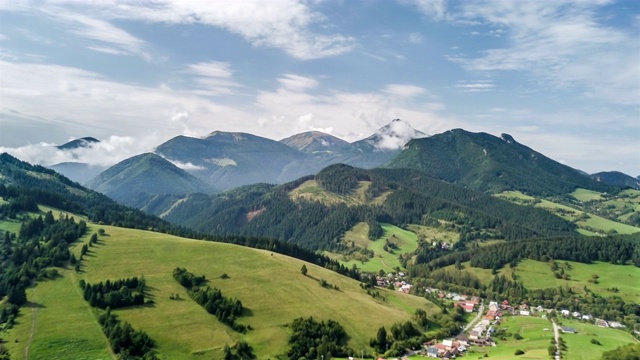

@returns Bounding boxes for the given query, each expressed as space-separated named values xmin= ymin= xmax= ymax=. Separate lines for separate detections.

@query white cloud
xmin=408 ymin=32 xmax=423 ymax=44
xmin=186 ymin=61 xmax=240 ymax=96
xmin=30 ymin=0 xmax=355 ymax=60
xmin=278 ymin=74 xmax=319 ymax=91
xmin=402 ymin=0 xmax=447 ymax=21
xmin=450 ymin=0 xmax=640 ymax=105
xmin=384 ymin=84 xmax=428 ymax=98
xmin=455 ymin=81 xmax=495 ymax=92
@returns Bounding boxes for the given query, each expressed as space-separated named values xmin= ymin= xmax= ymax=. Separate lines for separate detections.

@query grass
xmin=496 ymin=190 xmax=640 ymax=235
xmin=467 ymin=316 xmax=553 ymax=359
xmin=405 ymin=224 xmax=459 ymax=244
xmin=558 ymin=319 xmax=639 ymax=360
xmin=288 ymin=180 xmax=392 ymax=206
xmin=335 ymin=223 xmax=419 ymax=272
xmin=571 ymin=188 xmax=603 ymax=202
xmin=30 ymin=224 xmax=436 ymax=359
xmin=513 ymin=260 xmax=640 ymax=303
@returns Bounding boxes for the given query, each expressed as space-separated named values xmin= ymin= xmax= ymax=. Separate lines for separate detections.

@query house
xmin=469 ymin=331 xmax=480 ymax=340
xmin=456 ymin=334 xmax=469 ymax=346
xmin=520 ymin=310 xmax=530 ymax=316
xmin=609 ymin=321 xmax=625 ymax=328
xmin=561 ymin=309 xmax=570 ymax=317
xmin=582 ymin=314 xmax=592 ymax=321
xmin=535 ymin=305 xmax=544 ymax=312
xmin=572 ymin=311 xmax=581 ymax=318
xmin=595 ymin=319 xmax=608 ymax=327
xmin=462 ymin=303 xmax=475 ymax=312
xmin=443 ymin=339 xmax=454 ymax=347
xmin=561 ymin=326 xmax=576 ymax=334
xmin=426 ymin=346 xmax=438 ymax=358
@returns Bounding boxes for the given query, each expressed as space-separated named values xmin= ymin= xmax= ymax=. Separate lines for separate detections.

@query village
xmin=365 ymin=281 xmax=629 ymax=360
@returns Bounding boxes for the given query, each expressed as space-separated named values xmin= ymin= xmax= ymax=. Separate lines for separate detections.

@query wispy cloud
xmin=29 ymin=0 xmax=355 ymax=60
xmin=449 ymin=0 xmax=639 ymax=105
xmin=455 ymin=80 xmax=495 ymax=92
xmin=401 ymin=0 xmax=447 ymax=21
xmin=408 ymin=32 xmax=423 ymax=44
xmin=186 ymin=61 xmax=241 ymax=96
xmin=278 ymin=74 xmax=319 ymax=91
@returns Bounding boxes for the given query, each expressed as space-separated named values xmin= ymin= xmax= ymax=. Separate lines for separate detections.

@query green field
xmin=332 ymin=223 xmax=419 ymax=272
xmin=467 ymin=316 xmax=553 ymax=359
xmin=515 ymin=260 xmax=640 ymax=303
xmin=571 ymin=188 xmax=603 ymax=202
xmin=496 ymin=190 xmax=640 ymax=235
xmin=558 ymin=319 xmax=639 ymax=360
xmin=5 ymin=223 xmax=438 ymax=359
xmin=288 ymin=180 xmax=391 ymax=206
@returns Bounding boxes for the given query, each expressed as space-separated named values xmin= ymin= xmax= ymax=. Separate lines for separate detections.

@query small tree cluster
xmin=81 ymin=277 xmax=145 ymax=309
xmin=98 ymin=309 xmax=156 ymax=359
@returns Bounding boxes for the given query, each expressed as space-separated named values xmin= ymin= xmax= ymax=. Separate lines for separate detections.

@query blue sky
xmin=0 ymin=0 xmax=638 ymax=175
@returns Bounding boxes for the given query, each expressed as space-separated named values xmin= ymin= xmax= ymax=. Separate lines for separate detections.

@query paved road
xmin=462 ymin=303 xmax=485 ymax=334
xmin=552 ymin=320 xmax=560 ymax=360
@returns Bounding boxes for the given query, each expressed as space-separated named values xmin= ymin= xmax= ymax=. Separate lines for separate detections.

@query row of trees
xmin=80 ymin=277 xmax=146 ymax=310
xmin=98 ymin=309 xmax=156 ymax=359
xmin=173 ymin=268 xmax=247 ymax=333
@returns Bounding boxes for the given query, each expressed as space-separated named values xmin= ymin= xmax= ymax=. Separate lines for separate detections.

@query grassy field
xmin=514 ymin=260 xmax=640 ymax=303
xmin=558 ymin=319 xmax=639 ymax=360
xmin=571 ymin=188 xmax=603 ymax=202
xmin=4 ymin=223 xmax=438 ymax=359
xmin=405 ymin=224 xmax=459 ymax=244
xmin=467 ymin=316 xmax=553 ymax=359
xmin=451 ymin=259 xmax=640 ymax=303
xmin=333 ymin=223 xmax=419 ymax=272
xmin=496 ymin=190 xmax=640 ymax=235
xmin=288 ymin=180 xmax=391 ymax=206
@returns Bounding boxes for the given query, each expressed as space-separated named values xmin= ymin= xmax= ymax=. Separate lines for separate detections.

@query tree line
xmin=98 ymin=309 xmax=156 ymax=359
xmin=173 ymin=268 xmax=247 ymax=333
xmin=80 ymin=277 xmax=146 ymax=310
xmin=287 ymin=317 xmax=352 ymax=360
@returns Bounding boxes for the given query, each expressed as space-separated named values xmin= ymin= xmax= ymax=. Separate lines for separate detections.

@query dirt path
xmin=552 ymin=320 xmax=560 ymax=360
xmin=24 ymin=305 xmax=37 ymax=360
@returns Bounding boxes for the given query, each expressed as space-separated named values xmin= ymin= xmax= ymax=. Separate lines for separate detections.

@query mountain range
xmin=43 ymin=120 xmax=638 ymax=211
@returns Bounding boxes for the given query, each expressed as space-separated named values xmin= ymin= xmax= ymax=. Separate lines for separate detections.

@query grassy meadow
xmin=4 ymin=221 xmax=438 ymax=359
xmin=332 ymin=223 xmax=419 ymax=272
xmin=558 ymin=319 xmax=639 ymax=360
xmin=467 ymin=316 xmax=553 ymax=359
xmin=496 ymin=189 xmax=640 ymax=235
xmin=288 ymin=180 xmax=391 ymax=206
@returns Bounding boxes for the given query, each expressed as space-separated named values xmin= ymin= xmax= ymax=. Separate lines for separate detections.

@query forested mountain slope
xmin=384 ymin=129 xmax=616 ymax=196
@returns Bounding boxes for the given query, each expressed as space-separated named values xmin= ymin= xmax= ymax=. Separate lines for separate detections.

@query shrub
xmin=515 ymin=349 xmax=525 ymax=355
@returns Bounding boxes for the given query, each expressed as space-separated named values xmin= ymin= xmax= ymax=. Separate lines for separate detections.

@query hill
xmin=159 ymin=164 xmax=577 ymax=252
xmin=1 ymin=219 xmax=437 ymax=359
xmin=592 ymin=171 xmax=640 ymax=189
xmin=384 ymin=129 xmax=617 ymax=196
xmin=86 ymin=153 xmax=214 ymax=208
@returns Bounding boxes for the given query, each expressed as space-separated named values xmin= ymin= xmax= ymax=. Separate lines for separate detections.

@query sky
xmin=0 ymin=0 xmax=638 ymax=175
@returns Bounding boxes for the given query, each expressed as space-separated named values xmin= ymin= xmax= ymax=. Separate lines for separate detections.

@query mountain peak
xmin=356 ymin=119 xmax=427 ymax=151
xmin=280 ymin=131 xmax=351 ymax=153
xmin=56 ymin=137 xmax=100 ymax=150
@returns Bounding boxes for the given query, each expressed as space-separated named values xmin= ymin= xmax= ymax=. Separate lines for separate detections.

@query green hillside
xmin=2 ymin=220 xmax=438 ymax=359
xmin=384 ymin=129 xmax=617 ymax=196
xmin=86 ymin=153 xmax=214 ymax=208
xmin=496 ymin=189 xmax=640 ymax=235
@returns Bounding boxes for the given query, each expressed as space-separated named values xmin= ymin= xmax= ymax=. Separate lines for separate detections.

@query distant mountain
xmin=353 ymin=119 xmax=427 ymax=152
xmin=86 ymin=153 xmax=214 ymax=208
xmin=155 ymin=131 xmax=305 ymax=191
xmin=56 ymin=137 xmax=99 ymax=150
xmin=384 ymin=129 xmax=617 ymax=196
xmin=280 ymin=131 xmax=352 ymax=154
xmin=48 ymin=162 xmax=106 ymax=185
xmin=591 ymin=171 xmax=640 ymax=190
